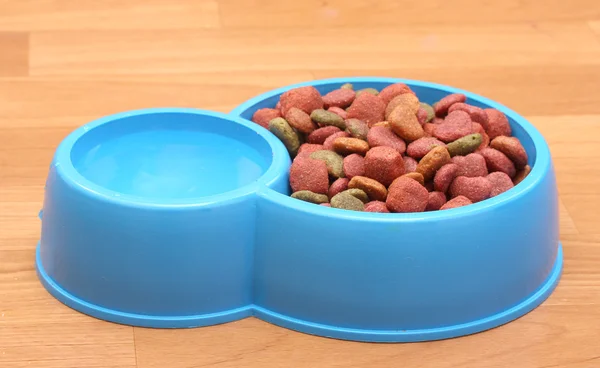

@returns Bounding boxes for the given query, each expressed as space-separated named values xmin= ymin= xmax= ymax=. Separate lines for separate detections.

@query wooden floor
xmin=2 ymin=1 xmax=600 ymax=367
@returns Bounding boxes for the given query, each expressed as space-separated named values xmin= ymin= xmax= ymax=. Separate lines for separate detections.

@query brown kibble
xmin=322 ymin=88 xmax=356 ymax=109
xmin=364 ymin=201 xmax=390 ymax=213
xmin=389 ymin=105 xmax=425 ymax=142
xmin=343 ymin=154 xmax=365 ymax=179
xmin=279 ymin=86 xmax=323 ymax=115
xmin=402 ymin=172 xmax=425 ymax=186
xmin=385 ymin=93 xmax=420 ymax=119
xmin=426 ymin=191 xmax=447 ymax=211
xmin=440 ymin=195 xmax=472 ymax=210
xmin=285 ymin=107 xmax=317 ymax=134
xmin=483 ymin=108 xmax=512 ymax=140
xmin=345 ymin=118 xmax=370 ymax=140
xmin=367 ymin=125 xmax=406 ymax=154
xmin=349 ymin=176 xmax=388 ymax=202
xmin=490 ymin=136 xmax=528 ymax=169
xmin=513 ymin=165 xmax=531 ymax=185
xmin=330 ymin=192 xmax=365 ymax=211
xmin=291 ymin=190 xmax=329 ymax=204
xmin=433 ymin=93 xmax=466 ymax=117
xmin=386 ymin=176 xmax=429 ymax=213
xmin=251 ymin=108 xmax=281 ymax=129
xmin=323 ymin=131 xmax=350 ymax=151
xmin=423 ymin=122 xmax=435 ymax=137
xmin=364 ymin=146 xmax=405 ymax=187
xmin=333 ymin=137 xmax=370 ymax=156
xmin=307 ymin=126 xmax=341 ymax=144
xmin=480 ymin=147 xmax=517 ymax=178
xmin=346 ymin=92 xmax=386 ymax=127
xmin=416 ymin=146 xmax=451 ymax=182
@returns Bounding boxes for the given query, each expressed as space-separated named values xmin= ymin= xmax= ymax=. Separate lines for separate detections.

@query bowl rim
xmin=52 ymin=107 xmax=291 ymax=208
xmin=233 ymin=76 xmax=552 ymax=221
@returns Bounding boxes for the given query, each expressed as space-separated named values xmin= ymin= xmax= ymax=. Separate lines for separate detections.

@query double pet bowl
xmin=36 ymin=77 xmax=562 ymax=342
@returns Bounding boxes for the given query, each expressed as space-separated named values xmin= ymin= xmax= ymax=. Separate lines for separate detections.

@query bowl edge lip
xmin=233 ymin=76 xmax=553 ymax=221
xmin=51 ymin=107 xmax=291 ymax=209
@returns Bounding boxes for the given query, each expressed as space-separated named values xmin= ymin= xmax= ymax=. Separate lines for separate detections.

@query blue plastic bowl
xmin=36 ymin=77 xmax=562 ymax=342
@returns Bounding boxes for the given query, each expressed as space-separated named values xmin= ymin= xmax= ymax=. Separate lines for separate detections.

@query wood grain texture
xmin=1 ymin=1 xmax=600 ymax=367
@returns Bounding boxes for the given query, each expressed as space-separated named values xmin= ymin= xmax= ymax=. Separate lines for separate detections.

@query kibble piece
xmin=446 ymin=133 xmax=482 ymax=157
xmin=403 ymin=156 xmax=418 ymax=173
xmin=328 ymin=106 xmax=348 ymax=119
xmin=323 ymin=131 xmax=350 ymax=150
xmin=379 ymin=83 xmax=415 ymax=104
xmin=402 ymin=172 xmax=425 ymax=186
xmin=310 ymin=150 xmax=345 ymax=178
xmin=297 ymin=143 xmax=324 ymax=158
xmin=420 ymin=103 xmax=435 ymax=123
xmin=367 ymin=125 xmax=406 ymax=154
xmin=406 ymin=137 xmax=445 ymax=159
xmin=307 ymin=126 xmax=341 ymax=144
xmin=346 ymin=93 xmax=386 ymax=126
xmin=480 ymin=147 xmax=517 ymax=178
xmin=416 ymin=145 xmax=451 ymax=182
xmin=490 ymin=136 xmax=528 ymax=169
xmin=389 ymin=106 xmax=425 ymax=142
xmin=343 ymin=154 xmax=365 ymax=179
xmin=440 ymin=195 xmax=472 ymax=210
xmin=333 ymin=137 xmax=370 ymax=156
xmin=348 ymin=176 xmax=388 ymax=202
xmin=433 ymin=93 xmax=466 ymax=117
xmin=310 ymin=109 xmax=346 ymax=129
xmin=483 ymin=108 xmax=512 ymax=140
xmin=329 ymin=177 xmax=349 ymax=199
xmin=289 ymin=157 xmax=329 ymax=194
xmin=355 ymin=87 xmax=379 ymax=97
xmin=386 ymin=176 xmax=429 ymax=212
xmin=433 ymin=110 xmax=473 ymax=143
xmin=385 ymin=93 xmax=420 ymax=119
xmin=343 ymin=188 xmax=369 ymax=203
xmin=364 ymin=146 xmax=405 ymax=187
xmin=330 ymin=192 xmax=365 ymax=211
xmin=364 ymin=201 xmax=390 ymax=213
xmin=448 ymin=103 xmax=488 ymax=125
xmin=449 ymin=176 xmax=493 ymax=203
xmin=345 ymin=118 xmax=370 ymax=140
xmin=291 ymin=190 xmax=329 ymax=204
xmin=434 ymin=163 xmax=458 ymax=193
xmin=322 ymin=88 xmax=356 ymax=109
xmin=279 ymin=86 xmax=323 ymax=115
xmin=487 ymin=172 xmax=515 ymax=197
xmin=452 ymin=153 xmax=488 ymax=177
xmin=252 ymin=108 xmax=281 ymax=129
xmin=513 ymin=165 xmax=531 ymax=185
xmin=471 ymin=123 xmax=490 ymax=151
xmin=341 ymin=83 xmax=354 ymax=90
xmin=285 ymin=107 xmax=317 ymax=134
xmin=268 ymin=117 xmax=301 ymax=156
xmin=426 ymin=191 xmax=447 ymax=211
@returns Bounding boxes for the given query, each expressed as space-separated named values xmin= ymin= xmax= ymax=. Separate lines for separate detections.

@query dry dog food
xmin=251 ymin=82 xmax=532 ymax=212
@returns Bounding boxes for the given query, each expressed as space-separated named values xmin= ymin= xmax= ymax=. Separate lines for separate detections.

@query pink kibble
xmin=343 ymin=154 xmax=365 ymax=179
xmin=406 ymin=137 xmax=445 ymax=159
xmin=487 ymin=172 xmax=515 ymax=197
xmin=434 ymin=93 xmax=466 ymax=117
xmin=434 ymin=163 xmax=458 ymax=193
xmin=367 ymin=126 xmax=406 ymax=154
xmin=440 ymin=195 xmax=472 ymax=210
xmin=327 ymin=106 xmax=348 ymax=119
xmin=416 ymin=107 xmax=429 ymax=125
xmin=386 ymin=176 xmax=428 ymax=212
xmin=378 ymin=83 xmax=415 ymax=105
xmin=482 ymin=108 xmax=512 ymax=140
xmin=433 ymin=110 xmax=473 ymax=143
xmin=289 ymin=157 xmax=329 ymax=194
xmin=449 ymin=176 xmax=492 ymax=203
xmin=279 ymin=86 xmax=324 ymax=115
xmin=426 ymin=191 xmax=447 ymax=211
xmin=251 ymin=108 xmax=281 ymax=129
xmin=329 ymin=177 xmax=350 ymax=199
xmin=452 ymin=153 xmax=488 ymax=177
xmin=403 ymin=156 xmax=418 ymax=173
xmin=323 ymin=131 xmax=350 ymax=151
xmin=448 ymin=103 xmax=488 ymax=125
xmin=480 ymin=148 xmax=517 ymax=178
xmin=307 ymin=126 xmax=342 ymax=145
xmin=364 ymin=146 xmax=405 ymax=187
xmin=472 ymin=122 xmax=490 ymax=151
xmin=296 ymin=144 xmax=324 ymax=159
xmin=346 ymin=93 xmax=386 ymax=127
xmin=365 ymin=201 xmax=390 ymax=213
xmin=323 ymin=88 xmax=356 ymax=109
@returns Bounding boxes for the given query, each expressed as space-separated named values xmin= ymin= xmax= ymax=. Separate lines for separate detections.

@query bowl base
xmin=36 ymin=242 xmax=562 ymax=341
